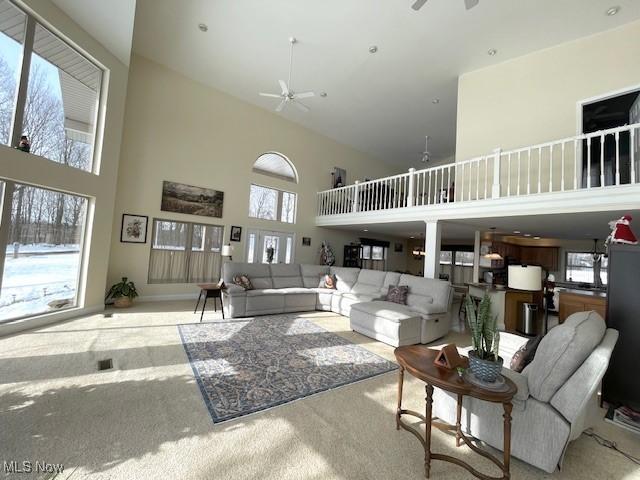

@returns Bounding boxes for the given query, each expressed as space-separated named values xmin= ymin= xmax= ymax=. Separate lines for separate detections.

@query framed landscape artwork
xmin=161 ymin=181 xmax=224 ymax=218
xmin=120 ymin=214 xmax=148 ymax=243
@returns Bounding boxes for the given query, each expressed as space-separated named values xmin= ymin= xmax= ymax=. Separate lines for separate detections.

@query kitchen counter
xmin=558 ymin=289 xmax=607 ymax=322
xmin=467 ymin=284 xmax=537 ymax=332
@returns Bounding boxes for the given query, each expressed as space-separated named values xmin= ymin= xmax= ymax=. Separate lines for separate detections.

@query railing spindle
xmin=507 ymin=154 xmax=511 ymax=196
xmin=561 ymin=143 xmax=565 ymax=191
xmin=537 ymin=147 xmax=542 ymax=193
xmin=587 ymin=137 xmax=592 ymax=189
xmin=600 ymin=133 xmax=605 ymax=188
xmin=573 ymin=139 xmax=579 ymax=190
xmin=631 ymin=128 xmax=636 ymax=184
xmin=527 ymin=148 xmax=531 ymax=194
xmin=549 ymin=144 xmax=553 ymax=192
xmin=615 ymin=132 xmax=620 ymax=186
xmin=484 ymin=157 xmax=489 ymax=199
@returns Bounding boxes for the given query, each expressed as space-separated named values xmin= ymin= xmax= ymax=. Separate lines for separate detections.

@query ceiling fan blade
xmin=259 ymin=93 xmax=282 ymax=98
xmin=278 ymin=80 xmax=289 ymax=95
xmin=294 ymin=91 xmax=315 ymax=99
xmin=411 ymin=0 xmax=428 ymax=10
xmin=275 ymin=99 xmax=287 ymax=112
xmin=293 ymin=100 xmax=310 ymax=112
xmin=464 ymin=0 xmax=479 ymax=10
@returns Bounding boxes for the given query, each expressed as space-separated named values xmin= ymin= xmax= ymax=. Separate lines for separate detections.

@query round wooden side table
xmin=394 ymin=345 xmax=517 ymax=480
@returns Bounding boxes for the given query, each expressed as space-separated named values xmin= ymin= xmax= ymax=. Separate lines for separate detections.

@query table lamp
xmin=219 ymin=244 xmax=234 ymax=287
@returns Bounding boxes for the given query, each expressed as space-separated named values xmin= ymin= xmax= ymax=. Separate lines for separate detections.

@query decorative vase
xmin=113 ymin=297 xmax=133 ymax=308
xmin=468 ymin=351 xmax=503 ymax=383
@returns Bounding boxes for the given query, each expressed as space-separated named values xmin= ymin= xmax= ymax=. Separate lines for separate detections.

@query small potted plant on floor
xmin=105 ymin=277 xmax=138 ymax=308
xmin=465 ymin=293 xmax=502 ymax=382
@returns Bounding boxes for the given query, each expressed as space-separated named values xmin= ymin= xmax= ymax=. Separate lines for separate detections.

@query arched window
xmin=252 ymin=152 xmax=298 ymax=183
xmin=249 ymin=152 xmax=297 ymax=224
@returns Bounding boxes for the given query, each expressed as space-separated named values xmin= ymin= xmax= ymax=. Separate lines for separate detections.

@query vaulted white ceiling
xmin=132 ymin=0 xmax=640 ymax=169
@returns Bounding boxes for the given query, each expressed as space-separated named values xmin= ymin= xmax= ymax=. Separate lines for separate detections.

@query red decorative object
xmin=607 ymin=215 xmax=638 ymax=246
xmin=434 ymin=344 xmax=464 ymax=369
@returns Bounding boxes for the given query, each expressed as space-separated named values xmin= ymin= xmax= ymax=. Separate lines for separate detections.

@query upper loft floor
xmin=316 ymin=123 xmax=640 ymax=227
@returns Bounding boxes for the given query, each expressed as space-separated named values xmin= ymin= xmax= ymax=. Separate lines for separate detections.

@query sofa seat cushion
xmin=337 ymin=292 xmax=377 ymax=302
xmin=246 ymin=289 xmax=286 ymax=297
xmin=224 ymin=285 xmax=247 ymax=297
xmin=524 ymin=310 xmax=606 ymax=402
xmin=279 ymin=288 xmax=314 ymax=295
xmin=350 ymin=301 xmax=419 ymax=323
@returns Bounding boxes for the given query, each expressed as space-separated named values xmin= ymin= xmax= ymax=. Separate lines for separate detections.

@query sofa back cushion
xmin=400 ymin=274 xmax=451 ymax=312
xmin=330 ymin=267 xmax=361 ymax=292
xmin=300 ymin=264 xmax=330 ymax=288
xmin=222 ymin=262 xmax=273 ymax=289
xmin=381 ymin=272 xmax=401 ymax=296
xmin=270 ymin=264 xmax=303 ymax=288
xmin=351 ymin=269 xmax=387 ymax=295
xmin=524 ymin=310 xmax=606 ymax=402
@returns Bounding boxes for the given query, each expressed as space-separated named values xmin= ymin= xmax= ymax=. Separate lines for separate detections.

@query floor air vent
xmin=97 ymin=359 xmax=113 ymax=371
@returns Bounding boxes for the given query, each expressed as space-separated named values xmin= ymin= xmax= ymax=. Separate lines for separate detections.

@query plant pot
xmin=468 ymin=350 xmax=503 ymax=383
xmin=113 ymin=296 xmax=133 ymax=308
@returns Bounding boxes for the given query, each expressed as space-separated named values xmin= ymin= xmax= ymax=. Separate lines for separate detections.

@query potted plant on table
xmin=105 ymin=277 xmax=139 ymax=308
xmin=465 ymin=293 xmax=502 ymax=383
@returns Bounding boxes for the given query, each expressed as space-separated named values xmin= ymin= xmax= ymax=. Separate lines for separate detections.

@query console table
xmin=394 ymin=345 xmax=517 ymax=479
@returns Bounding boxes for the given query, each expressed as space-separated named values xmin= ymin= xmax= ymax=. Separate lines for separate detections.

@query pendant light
xmin=484 ymin=227 xmax=503 ymax=260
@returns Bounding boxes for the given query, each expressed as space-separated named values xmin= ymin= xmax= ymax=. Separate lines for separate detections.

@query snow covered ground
xmin=0 ymin=244 xmax=80 ymax=321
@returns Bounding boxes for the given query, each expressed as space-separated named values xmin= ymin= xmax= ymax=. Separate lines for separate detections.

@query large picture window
xmin=0 ymin=0 xmax=102 ymax=172
xmin=248 ymin=184 xmax=297 ymax=224
xmin=565 ymin=252 xmax=608 ymax=285
xmin=148 ymin=219 xmax=224 ymax=284
xmin=0 ymin=181 xmax=88 ymax=323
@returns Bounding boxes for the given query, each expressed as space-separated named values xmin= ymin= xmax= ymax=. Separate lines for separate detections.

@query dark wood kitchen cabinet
xmin=519 ymin=247 xmax=559 ymax=271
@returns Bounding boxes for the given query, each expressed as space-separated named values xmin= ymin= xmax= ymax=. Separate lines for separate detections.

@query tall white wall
xmin=108 ymin=55 xmax=408 ymax=299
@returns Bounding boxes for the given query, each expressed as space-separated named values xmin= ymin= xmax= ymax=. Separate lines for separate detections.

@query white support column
xmin=423 ymin=221 xmax=441 ymax=279
xmin=472 ymin=230 xmax=481 ymax=284
xmin=492 ymin=147 xmax=502 ymax=199
xmin=407 ymin=168 xmax=416 ymax=207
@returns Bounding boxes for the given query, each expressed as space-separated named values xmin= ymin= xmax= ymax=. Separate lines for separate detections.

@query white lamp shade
xmin=221 ymin=245 xmax=233 ymax=257
xmin=508 ymin=265 xmax=542 ymax=291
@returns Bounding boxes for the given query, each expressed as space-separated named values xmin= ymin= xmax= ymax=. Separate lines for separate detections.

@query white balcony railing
xmin=317 ymin=123 xmax=640 ymax=216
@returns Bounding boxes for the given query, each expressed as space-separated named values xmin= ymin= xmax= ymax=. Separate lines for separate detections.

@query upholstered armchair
xmin=432 ymin=311 xmax=618 ymax=473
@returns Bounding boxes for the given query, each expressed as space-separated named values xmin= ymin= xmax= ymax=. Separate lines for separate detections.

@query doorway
xmin=246 ymin=229 xmax=295 ymax=264
xmin=579 ymin=88 xmax=640 ymax=187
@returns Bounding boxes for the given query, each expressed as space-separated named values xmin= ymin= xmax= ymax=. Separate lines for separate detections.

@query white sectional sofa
xmin=221 ymin=262 xmax=453 ymax=346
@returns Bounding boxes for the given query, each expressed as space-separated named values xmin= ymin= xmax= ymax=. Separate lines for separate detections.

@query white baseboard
xmin=136 ymin=293 xmax=200 ymax=303
xmin=0 ymin=304 xmax=104 ymax=337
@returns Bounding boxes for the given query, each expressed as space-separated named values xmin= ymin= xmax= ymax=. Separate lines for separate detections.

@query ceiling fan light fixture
xmin=432 ymin=98 xmax=440 ymax=104
xmin=368 ymin=45 xmax=378 ymax=54
xmin=487 ymin=48 xmax=497 ymax=56
xmin=198 ymin=23 xmax=208 ymax=32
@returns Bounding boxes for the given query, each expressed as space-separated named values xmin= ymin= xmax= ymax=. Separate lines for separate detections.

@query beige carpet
xmin=0 ymin=301 xmax=638 ymax=480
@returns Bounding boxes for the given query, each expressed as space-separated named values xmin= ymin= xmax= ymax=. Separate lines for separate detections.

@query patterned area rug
xmin=178 ymin=314 xmax=397 ymax=423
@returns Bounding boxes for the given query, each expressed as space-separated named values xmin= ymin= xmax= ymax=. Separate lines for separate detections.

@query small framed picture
xmin=302 ymin=237 xmax=311 ymax=247
xmin=121 ymin=214 xmax=148 ymax=243
xmin=394 ymin=242 xmax=403 ymax=253
xmin=230 ymin=226 xmax=242 ymax=242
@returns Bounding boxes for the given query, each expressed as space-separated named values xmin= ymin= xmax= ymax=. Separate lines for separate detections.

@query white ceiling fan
xmin=420 ymin=135 xmax=431 ymax=163
xmin=259 ymin=37 xmax=315 ymax=113
xmin=412 ymin=0 xmax=479 ymax=11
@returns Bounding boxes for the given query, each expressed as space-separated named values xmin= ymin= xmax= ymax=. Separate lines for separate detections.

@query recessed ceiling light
xmin=368 ymin=45 xmax=378 ymax=54
xmin=524 ymin=233 xmax=532 ymax=237
xmin=432 ymin=98 xmax=440 ymax=104
xmin=410 ymin=236 xmax=415 ymax=239
xmin=320 ymin=92 xmax=327 ymax=98
xmin=533 ymin=236 xmax=541 ymax=240
xmin=487 ymin=48 xmax=497 ymax=56
xmin=198 ymin=23 xmax=208 ymax=32
xmin=363 ymin=229 xmax=369 ymax=232
xmin=513 ymin=230 xmax=521 ymax=234
xmin=606 ymin=6 xmax=620 ymax=16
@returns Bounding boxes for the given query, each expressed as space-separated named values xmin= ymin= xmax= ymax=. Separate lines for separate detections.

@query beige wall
xmin=456 ymin=21 xmax=640 ymax=161
xmin=108 ymin=55 xmax=407 ymax=299
xmin=0 ymin=0 xmax=129 ymax=330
